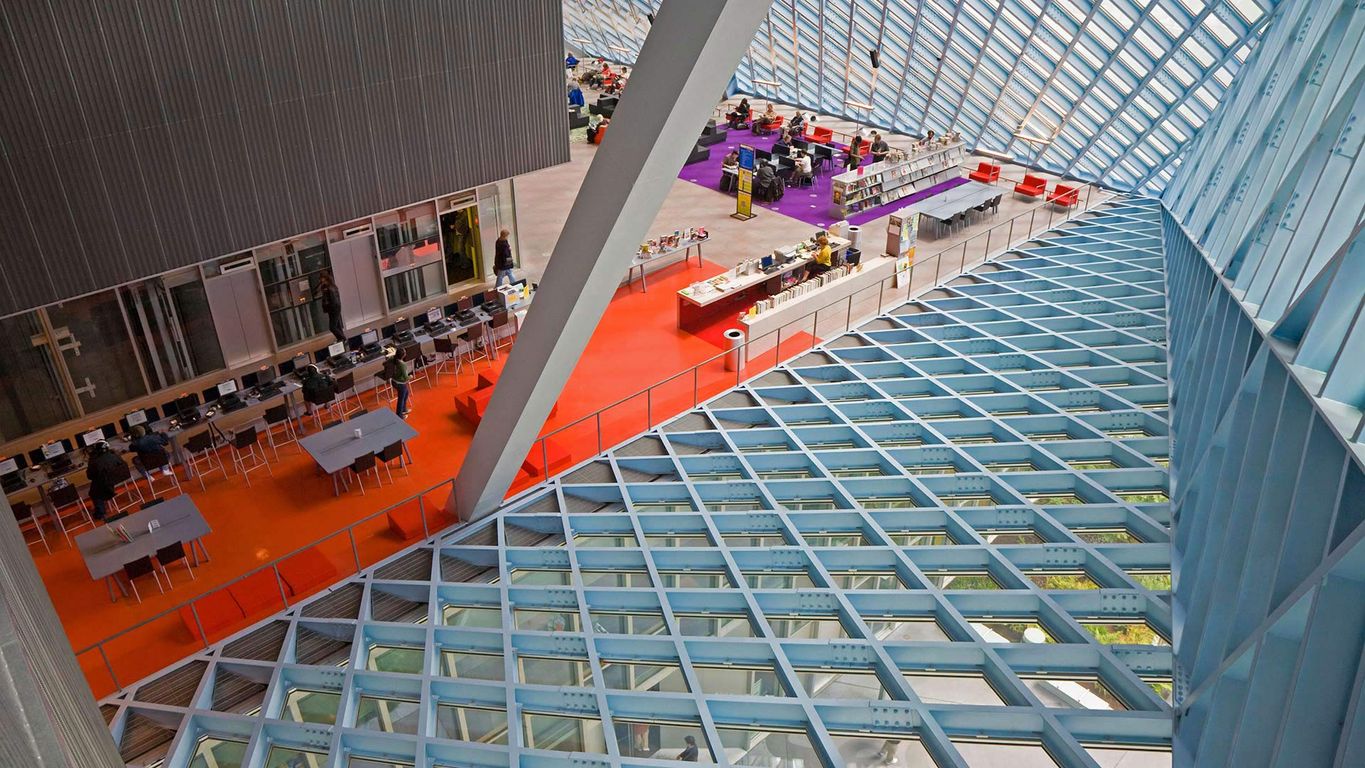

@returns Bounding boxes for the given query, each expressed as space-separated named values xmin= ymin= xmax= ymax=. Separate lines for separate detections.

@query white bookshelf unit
xmin=831 ymin=141 xmax=966 ymax=217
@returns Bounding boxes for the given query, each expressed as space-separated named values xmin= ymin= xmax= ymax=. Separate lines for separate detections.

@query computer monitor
xmin=360 ymin=329 xmax=379 ymax=347
xmin=217 ymin=379 xmax=238 ymax=397
xmin=457 ymin=297 xmax=474 ymax=312
xmin=81 ymin=428 xmax=106 ymax=448
xmin=124 ymin=409 xmax=148 ymax=428
xmin=393 ymin=317 xmax=411 ymax=333
xmin=426 ymin=307 xmax=442 ymax=324
xmin=327 ymin=341 xmax=345 ymax=358
xmin=174 ymin=393 xmax=200 ymax=415
xmin=242 ymin=366 xmax=272 ymax=389
xmin=41 ymin=441 xmax=66 ymax=460
xmin=761 ymin=255 xmax=774 ymax=270
xmin=0 ymin=457 xmax=19 ymax=476
xmin=470 ymin=292 xmax=485 ymax=308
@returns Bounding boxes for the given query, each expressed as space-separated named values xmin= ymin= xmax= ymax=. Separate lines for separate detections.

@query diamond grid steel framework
xmin=104 ymin=199 xmax=1176 ymax=768
xmin=562 ymin=0 xmax=1278 ymax=195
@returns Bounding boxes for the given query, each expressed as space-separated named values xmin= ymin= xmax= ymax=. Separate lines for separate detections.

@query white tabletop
xmin=299 ymin=408 xmax=418 ymax=475
xmin=903 ymin=180 xmax=1000 ymax=222
xmin=75 ymin=494 xmax=210 ymax=580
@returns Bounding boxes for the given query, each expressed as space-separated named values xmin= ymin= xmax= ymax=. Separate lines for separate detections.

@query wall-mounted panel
xmin=0 ymin=0 xmax=567 ymax=317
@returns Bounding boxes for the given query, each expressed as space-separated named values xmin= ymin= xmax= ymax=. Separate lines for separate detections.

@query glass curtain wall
xmin=0 ymin=311 xmax=76 ymax=441
xmin=119 ymin=270 xmax=225 ymax=391
xmin=44 ymin=292 xmax=148 ymax=414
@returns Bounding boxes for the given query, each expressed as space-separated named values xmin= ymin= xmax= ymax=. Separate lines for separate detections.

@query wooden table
xmin=74 ymin=494 xmax=211 ymax=602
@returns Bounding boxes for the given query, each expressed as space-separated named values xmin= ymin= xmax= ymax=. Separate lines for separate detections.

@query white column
xmin=452 ymin=0 xmax=773 ymax=519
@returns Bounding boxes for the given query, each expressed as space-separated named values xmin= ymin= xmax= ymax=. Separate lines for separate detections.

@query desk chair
xmin=184 ymin=431 xmax=226 ymax=491
xmin=121 ymin=556 xmax=166 ymax=603
xmin=109 ymin=461 xmax=145 ymax=516
xmin=433 ymin=337 xmax=462 ymax=381
xmin=378 ymin=441 xmax=409 ymax=482
xmin=263 ymin=404 xmax=300 ymax=460
xmin=400 ymin=343 xmax=431 ymax=389
xmin=489 ymin=311 xmax=517 ymax=353
xmin=49 ymin=483 xmax=95 ymax=544
xmin=334 ymin=372 xmax=363 ymax=417
xmin=345 ymin=452 xmax=381 ymax=495
xmin=13 ymin=501 xmax=49 ymax=554
xmin=133 ymin=454 xmax=183 ymax=499
xmin=457 ymin=327 xmax=490 ymax=368
xmin=154 ymin=541 xmax=195 ymax=582
xmin=229 ymin=426 xmax=273 ymax=487
xmin=812 ymin=145 xmax=833 ymax=175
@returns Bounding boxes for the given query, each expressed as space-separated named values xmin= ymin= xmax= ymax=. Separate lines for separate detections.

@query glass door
xmin=119 ymin=270 xmax=225 ymax=391
xmin=258 ymin=235 xmax=332 ymax=346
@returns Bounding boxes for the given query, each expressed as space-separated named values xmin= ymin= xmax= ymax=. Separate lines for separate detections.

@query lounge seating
xmin=1014 ymin=173 xmax=1047 ymax=199
xmin=180 ymin=590 xmax=245 ymax=643
xmin=804 ymin=125 xmax=834 ymax=144
xmin=1048 ymin=183 xmax=1080 ymax=208
xmin=698 ymin=120 xmax=728 ymax=146
xmin=686 ymin=142 xmax=711 ymax=165
xmin=228 ymin=570 xmax=286 ymax=619
xmin=277 ymin=547 xmax=338 ymax=598
xmin=522 ymin=438 xmax=574 ymax=479
xmin=968 ymin=162 xmax=1001 ymax=184
xmin=753 ymin=114 xmax=784 ymax=136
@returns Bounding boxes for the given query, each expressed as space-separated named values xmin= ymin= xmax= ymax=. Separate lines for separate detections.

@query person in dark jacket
xmin=676 ymin=735 xmax=699 ymax=762
xmin=86 ymin=441 xmax=127 ymax=521
xmin=300 ymin=365 xmax=337 ymax=412
xmin=494 ymin=229 xmax=516 ymax=287
xmin=128 ymin=425 xmax=172 ymax=477
xmin=385 ymin=346 xmax=413 ymax=418
xmin=316 ymin=272 xmax=345 ymax=342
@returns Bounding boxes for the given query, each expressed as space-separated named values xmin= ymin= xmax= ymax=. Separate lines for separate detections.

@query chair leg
xmin=128 ymin=578 xmax=141 ymax=603
xmin=383 ymin=462 xmax=395 ymax=484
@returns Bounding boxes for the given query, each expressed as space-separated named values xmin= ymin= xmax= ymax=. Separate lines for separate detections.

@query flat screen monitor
xmin=217 ymin=379 xmax=238 ymax=397
xmin=81 ymin=429 xmax=106 ymax=447
xmin=761 ymin=255 xmax=774 ymax=270
xmin=327 ymin=342 xmax=345 ymax=358
xmin=0 ymin=457 xmax=18 ymax=476
xmin=360 ymin=329 xmax=379 ymax=346
xmin=426 ymin=307 xmax=442 ymax=324
xmin=41 ymin=442 xmax=66 ymax=460
xmin=470 ymin=293 xmax=485 ymax=307
xmin=457 ymin=297 xmax=474 ymax=312
xmin=174 ymin=393 xmax=199 ymax=415
xmin=393 ymin=317 xmax=411 ymax=333
xmin=125 ymin=409 xmax=148 ymax=428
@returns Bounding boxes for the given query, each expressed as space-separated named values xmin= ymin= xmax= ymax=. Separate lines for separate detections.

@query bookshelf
xmin=831 ymin=141 xmax=966 ymax=217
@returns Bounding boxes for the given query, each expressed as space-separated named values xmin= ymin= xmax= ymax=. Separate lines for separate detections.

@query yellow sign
xmin=734 ymin=168 xmax=754 ymax=219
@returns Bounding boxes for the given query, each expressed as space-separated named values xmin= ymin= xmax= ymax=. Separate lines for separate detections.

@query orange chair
xmin=228 ymin=570 xmax=286 ymax=619
xmin=1014 ymin=173 xmax=1047 ymax=199
xmin=968 ymin=162 xmax=1001 ymax=184
xmin=805 ymin=125 xmax=834 ymax=144
xmin=277 ymin=547 xmax=338 ymax=598
xmin=754 ymin=114 xmax=784 ymax=136
xmin=522 ymin=438 xmax=574 ymax=479
xmin=387 ymin=507 xmax=425 ymax=540
xmin=1047 ymin=183 xmax=1080 ymax=208
xmin=180 ymin=590 xmax=245 ymax=643
xmin=476 ymin=368 xmax=502 ymax=391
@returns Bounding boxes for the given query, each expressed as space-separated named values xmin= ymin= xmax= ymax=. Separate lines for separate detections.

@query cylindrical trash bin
xmin=847 ymin=225 xmax=862 ymax=251
xmin=723 ymin=328 xmax=746 ymax=372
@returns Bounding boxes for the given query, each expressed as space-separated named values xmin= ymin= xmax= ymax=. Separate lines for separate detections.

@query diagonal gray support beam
xmin=451 ymin=0 xmax=774 ymax=520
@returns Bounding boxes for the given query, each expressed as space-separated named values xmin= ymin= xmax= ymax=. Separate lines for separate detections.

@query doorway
xmin=441 ymin=205 xmax=484 ymax=286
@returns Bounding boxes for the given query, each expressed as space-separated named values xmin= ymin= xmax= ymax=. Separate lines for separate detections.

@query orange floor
xmin=36 ymin=257 xmax=821 ymax=697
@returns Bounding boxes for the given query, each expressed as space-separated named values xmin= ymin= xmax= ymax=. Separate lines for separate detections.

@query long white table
xmin=904 ymin=180 xmax=1001 ymax=237
xmin=299 ymin=408 xmax=418 ymax=495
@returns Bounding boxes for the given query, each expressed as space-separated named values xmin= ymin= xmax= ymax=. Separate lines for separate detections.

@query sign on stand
xmin=732 ymin=144 xmax=757 ymax=220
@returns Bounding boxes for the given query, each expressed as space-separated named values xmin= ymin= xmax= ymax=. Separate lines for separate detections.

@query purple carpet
xmin=681 ymin=131 xmax=970 ymax=228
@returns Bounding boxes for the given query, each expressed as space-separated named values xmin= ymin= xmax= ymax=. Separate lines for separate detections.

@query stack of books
xmin=745 ymin=264 xmax=858 ymax=315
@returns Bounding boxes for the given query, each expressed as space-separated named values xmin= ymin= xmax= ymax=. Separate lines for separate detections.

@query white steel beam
xmin=451 ymin=0 xmax=774 ymax=520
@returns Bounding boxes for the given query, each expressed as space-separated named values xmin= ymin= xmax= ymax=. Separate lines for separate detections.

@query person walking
xmin=86 ymin=441 xmax=127 ymax=521
xmin=494 ymin=229 xmax=516 ymax=287
xmin=316 ymin=272 xmax=345 ymax=342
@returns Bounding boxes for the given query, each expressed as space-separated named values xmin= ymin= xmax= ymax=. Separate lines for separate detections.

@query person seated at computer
xmin=807 ymin=234 xmax=833 ymax=279
xmin=128 ymin=426 xmax=172 ymax=478
xmin=300 ymin=365 xmax=337 ymax=413
xmin=755 ymin=162 xmax=783 ymax=202
xmin=86 ymin=441 xmax=126 ymax=522
xmin=725 ymin=98 xmax=751 ymax=128
xmin=793 ymin=151 xmax=813 ymax=184
xmin=719 ymin=149 xmax=740 ymax=192
xmin=869 ymin=131 xmax=890 ymax=163
xmin=753 ymin=103 xmax=779 ymax=133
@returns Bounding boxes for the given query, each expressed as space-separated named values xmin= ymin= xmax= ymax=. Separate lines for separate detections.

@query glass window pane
xmin=0 ymin=311 xmax=74 ymax=439
xmin=265 ymin=746 xmax=328 ymax=768
xmin=616 ymin=719 xmax=712 ymax=762
xmin=355 ymin=695 xmax=420 ymax=734
xmin=281 ymin=688 xmax=341 ymax=724
xmin=714 ymin=726 xmax=819 ymax=767
xmin=188 ymin=737 xmax=247 ymax=768
xmin=522 ymin=712 xmax=608 ymax=753
xmin=436 ymin=704 xmax=508 ymax=743
xmin=45 ymin=291 xmax=147 ymax=412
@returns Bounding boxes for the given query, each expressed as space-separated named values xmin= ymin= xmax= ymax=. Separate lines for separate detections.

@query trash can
xmin=723 ymin=328 xmax=746 ymax=372
xmin=847 ymin=225 xmax=862 ymax=251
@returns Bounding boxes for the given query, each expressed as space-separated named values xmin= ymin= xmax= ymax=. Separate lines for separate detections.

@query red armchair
xmin=805 ymin=125 xmax=834 ymax=144
xmin=754 ymin=114 xmax=784 ymax=135
xmin=968 ymin=162 xmax=1001 ymax=184
xmin=1048 ymin=183 xmax=1080 ymax=208
xmin=1014 ymin=173 xmax=1047 ymax=199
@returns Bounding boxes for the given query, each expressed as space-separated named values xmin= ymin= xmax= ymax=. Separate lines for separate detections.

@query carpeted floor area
xmin=678 ymin=129 xmax=968 ymax=229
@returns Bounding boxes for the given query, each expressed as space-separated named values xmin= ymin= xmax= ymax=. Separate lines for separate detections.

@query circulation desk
xmin=676 ymin=238 xmax=850 ymax=333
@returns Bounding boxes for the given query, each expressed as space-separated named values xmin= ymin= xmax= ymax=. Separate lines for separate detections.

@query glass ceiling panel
xmin=560 ymin=0 xmax=1278 ymax=195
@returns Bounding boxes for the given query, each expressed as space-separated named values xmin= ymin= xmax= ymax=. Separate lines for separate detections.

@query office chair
xmin=154 ymin=541 xmax=196 ymax=582
xmin=184 ymin=431 xmax=226 ymax=492
xmin=13 ymin=501 xmax=49 ymax=554
xmin=229 ymin=426 xmax=273 ymax=488
xmin=49 ymin=483 xmax=95 ymax=544
xmin=378 ymin=441 xmax=408 ymax=482
xmin=433 ymin=337 xmax=462 ymax=381
xmin=345 ymin=452 xmax=382 ymax=495
xmin=121 ymin=556 xmax=167 ymax=603
xmin=263 ymin=403 xmax=300 ymax=460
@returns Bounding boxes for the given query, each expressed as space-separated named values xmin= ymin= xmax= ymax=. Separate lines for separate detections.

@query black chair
xmin=154 ymin=541 xmax=195 ymax=581
xmin=771 ymin=143 xmax=790 ymax=157
xmin=121 ymin=556 xmax=166 ymax=603
xmin=433 ymin=336 xmax=461 ymax=381
xmin=264 ymin=403 xmax=299 ymax=459
xmin=49 ymin=482 xmax=94 ymax=543
xmin=347 ymin=452 xmax=381 ymax=495
xmin=141 ymin=498 xmax=165 ymax=511
xmin=378 ymin=441 xmax=408 ymax=482
xmin=229 ymin=426 xmax=273 ymax=487
xmin=13 ymin=501 xmax=49 ymax=554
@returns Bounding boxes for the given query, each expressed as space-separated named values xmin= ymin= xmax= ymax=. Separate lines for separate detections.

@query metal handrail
xmin=75 ymin=180 xmax=1112 ymax=696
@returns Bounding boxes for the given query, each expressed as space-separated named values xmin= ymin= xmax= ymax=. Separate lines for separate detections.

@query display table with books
xmin=739 ymin=254 xmax=900 ymax=359
xmin=675 ymin=234 xmax=850 ymax=333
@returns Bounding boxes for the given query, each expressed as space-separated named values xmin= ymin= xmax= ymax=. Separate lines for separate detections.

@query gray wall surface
xmin=0 ymin=0 xmax=568 ymax=317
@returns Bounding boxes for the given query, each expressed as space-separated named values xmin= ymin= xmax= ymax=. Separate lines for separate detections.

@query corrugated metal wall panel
xmin=0 ymin=0 xmax=568 ymax=316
